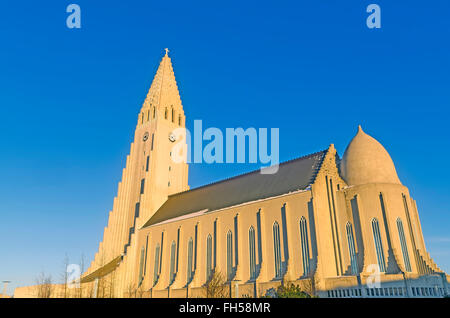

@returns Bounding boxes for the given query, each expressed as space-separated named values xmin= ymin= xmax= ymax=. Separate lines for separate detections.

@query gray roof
xmin=143 ymin=149 xmax=328 ymax=228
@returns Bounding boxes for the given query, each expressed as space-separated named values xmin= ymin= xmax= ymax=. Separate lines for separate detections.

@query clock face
xmin=169 ymin=133 xmax=176 ymax=142
xmin=143 ymin=132 xmax=149 ymax=141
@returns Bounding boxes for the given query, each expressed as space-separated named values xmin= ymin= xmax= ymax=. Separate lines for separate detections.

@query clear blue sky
xmin=0 ymin=1 xmax=449 ymax=295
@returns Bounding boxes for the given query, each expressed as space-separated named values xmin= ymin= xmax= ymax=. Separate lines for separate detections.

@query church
xmin=38 ymin=50 xmax=450 ymax=297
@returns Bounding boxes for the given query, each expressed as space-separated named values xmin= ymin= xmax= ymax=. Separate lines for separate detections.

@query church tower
xmin=84 ymin=49 xmax=189 ymax=281
xmin=134 ymin=48 xmax=189 ymax=228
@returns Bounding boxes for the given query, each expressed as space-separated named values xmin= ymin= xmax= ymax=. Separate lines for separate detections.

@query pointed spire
xmin=328 ymin=143 xmax=336 ymax=152
xmin=357 ymin=125 xmax=363 ymax=133
xmin=140 ymin=49 xmax=183 ymax=117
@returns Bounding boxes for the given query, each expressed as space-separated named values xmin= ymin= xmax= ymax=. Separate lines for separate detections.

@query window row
xmin=139 ymin=107 xmax=183 ymax=126
xmin=141 ymin=217 xmax=313 ymax=287
xmin=141 ymin=215 xmax=415 ymax=288
xmin=328 ymin=286 xmax=445 ymax=298
xmin=370 ymin=217 xmax=412 ymax=273
xmin=328 ymin=287 xmax=405 ymax=298
xmin=141 ymin=214 xmax=415 ymax=287
xmin=411 ymin=286 xmax=445 ymax=297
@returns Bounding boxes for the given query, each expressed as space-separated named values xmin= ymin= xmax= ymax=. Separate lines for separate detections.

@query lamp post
xmin=2 ymin=281 xmax=11 ymax=298
xmin=231 ymin=279 xmax=241 ymax=298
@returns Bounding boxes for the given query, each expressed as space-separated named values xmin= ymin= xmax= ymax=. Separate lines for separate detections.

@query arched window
xmin=249 ymin=226 xmax=257 ymax=280
xmin=138 ymin=246 xmax=145 ymax=284
xmin=206 ymin=234 xmax=212 ymax=281
xmin=164 ymin=108 xmax=168 ymax=119
xmin=397 ymin=218 xmax=412 ymax=272
xmin=273 ymin=221 xmax=282 ymax=278
xmin=169 ymin=241 xmax=176 ymax=284
xmin=226 ymin=230 xmax=233 ymax=280
xmin=187 ymin=238 xmax=194 ymax=284
xmin=299 ymin=217 xmax=310 ymax=276
xmin=371 ymin=218 xmax=386 ymax=272
xmin=153 ymin=244 xmax=160 ymax=285
xmin=346 ymin=222 xmax=358 ymax=275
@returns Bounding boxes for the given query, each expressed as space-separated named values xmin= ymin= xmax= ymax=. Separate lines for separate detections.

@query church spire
xmin=139 ymin=48 xmax=183 ymax=122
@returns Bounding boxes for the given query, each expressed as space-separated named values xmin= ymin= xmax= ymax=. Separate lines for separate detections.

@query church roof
xmin=143 ymin=149 xmax=328 ymax=228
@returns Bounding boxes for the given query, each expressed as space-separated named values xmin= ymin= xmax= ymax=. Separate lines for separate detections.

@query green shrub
xmin=264 ymin=283 xmax=312 ymax=298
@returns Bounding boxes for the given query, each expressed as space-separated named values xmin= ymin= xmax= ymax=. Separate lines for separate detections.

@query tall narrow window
xmin=234 ymin=215 xmax=239 ymax=266
xmin=147 ymin=110 xmax=150 ymax=121
xmin=397 ymin=218 xmax=412 ymax=272
xmin=134 ymin=202 xmax=140 ymax=218
xmin=159 ymin=233 xmax=164 ymax=274
xmin=145 ymin=155 xmax=150 ymax=172
xmin=176 ymin=229 xmax=180 ymax=273
xmin=346 ymin=222 xmax=358 ymax=275
xmin=213 ymin=220 xmax=217 ymax=269
xmin=140 ymin=178 xmax=145 ymax=194
xmin=206 ymin=235 xmax=212 ymax=281
xmin=226 ymin=230 xmax=233 ymax=280
xmin=153 ymin=107 xmax=156 ymax=118
xmin=169 ymin=241 xmax=176 ymax=284
xmin=138 ymin=246 xmax=145 ymax=284
xmin=178 ymin=115 xmax=181 ymax=126
xmin=165 ymin=108 xmax=168 ymax=119
xmin=249 ymin=226 xmax=257 ymax=280
xmin=273 ymin=222 xmax=282 ymax=278
xmin=151 ymin=133 xmax=154 ymax=151
xmin=371 ymin=218 xmax=386 ymax=272
xmin=187 ymin=238 xmax=193 ymax=284
xmin=153 ymin=244 xmax=160 ymax=285
xmin=194 ymin=225 xmax=198 ymax=270
xmin=171 ymin=108 xmax=175 ymax=123
xmin=144 ymin=235 xmax=149 ymax=275
xmin=299 ymin=217 xmax=310 ymax=276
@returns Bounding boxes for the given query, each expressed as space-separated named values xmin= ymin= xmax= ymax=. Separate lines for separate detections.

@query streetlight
xmin=231 ymin=279 xmax=241 ymax=298
xmin=2 ymin=281 xmax=11 ymax=298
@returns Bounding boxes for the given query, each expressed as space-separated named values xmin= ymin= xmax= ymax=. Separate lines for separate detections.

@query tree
xmin=106 ymin=271 xmax=117 ymax=298
xmin=59 ymin=254 xmax=70 ymax=298
xmin=202 ymin=271 xmax=228 ymax=298
xmin=76 ymin=253 xmax=86 ymax=298
xmin=263 ymin=281 xmax=312 ymax=298
xmin=298 ymin=276 xmax=320 ymax=297
xmin=93 ymin=253 xmax=109 ymax=298
xmin=35 ymin=272 xmax=53 ymax=298
xmin=136 ymin=285 xmax=145 ymax=298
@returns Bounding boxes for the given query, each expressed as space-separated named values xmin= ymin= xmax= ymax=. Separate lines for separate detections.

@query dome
xmin=340 ymin=126 xmax=401 ymax=186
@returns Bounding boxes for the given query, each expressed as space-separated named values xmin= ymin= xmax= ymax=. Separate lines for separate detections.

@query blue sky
xmin=0 ymin=1 xmax=449 ymax=295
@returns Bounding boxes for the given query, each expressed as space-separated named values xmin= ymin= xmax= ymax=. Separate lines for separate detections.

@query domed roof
xmin=340 ymin=126 xmax=401 ymax=186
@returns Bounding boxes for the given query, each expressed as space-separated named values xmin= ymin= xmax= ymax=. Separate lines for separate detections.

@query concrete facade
xmin=14 ymin=51 xmax=449 ymax=298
